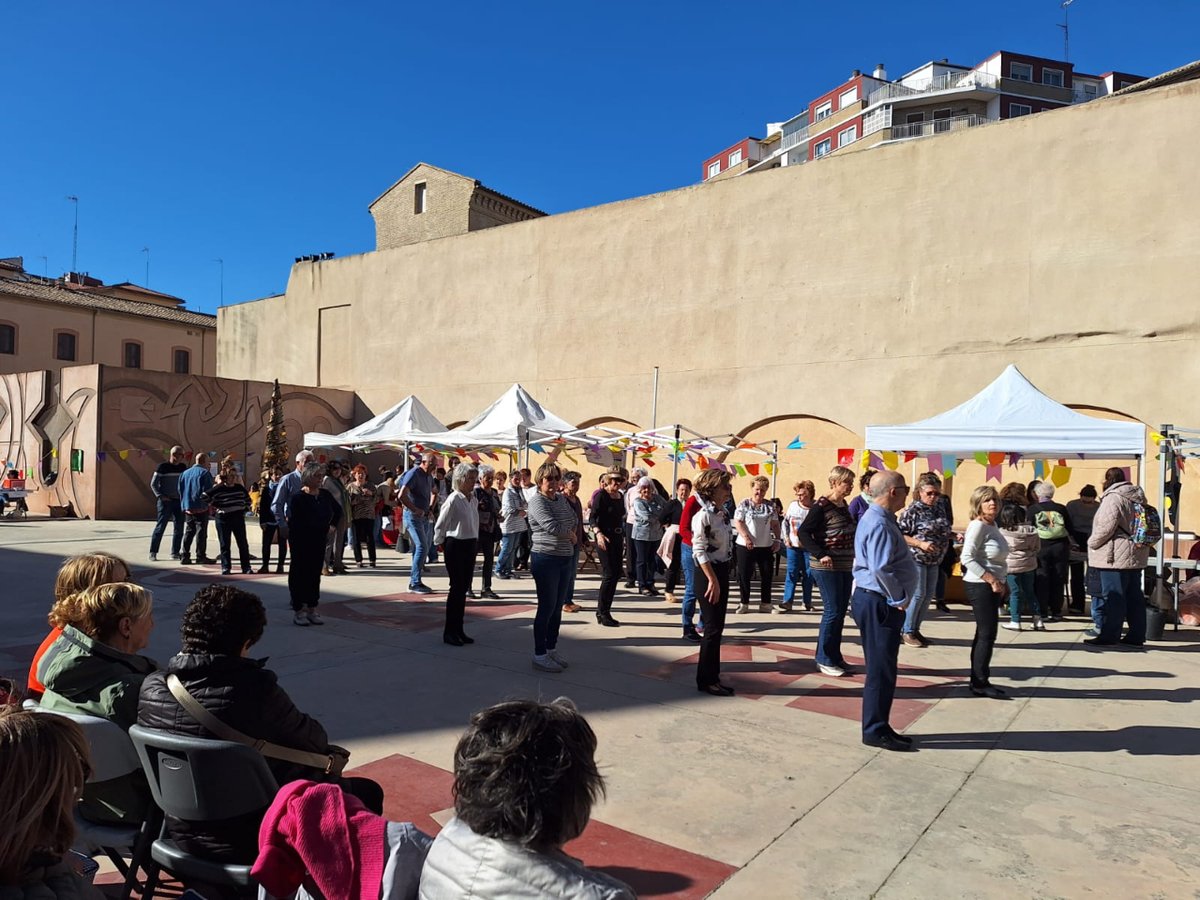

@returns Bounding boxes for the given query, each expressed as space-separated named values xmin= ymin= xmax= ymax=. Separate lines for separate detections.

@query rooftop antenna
xmin=213 ymin=258 xmax=224 ymax=305
xmin=65 ymin=195 xmax=79 ymax=272
xmin=38 ymin=255 xmax=48 ymax=277
xmin=1059 ymin=0 xmax=1075 ymax=63
xmin=141 ymin=246 xmax=150 ymax=286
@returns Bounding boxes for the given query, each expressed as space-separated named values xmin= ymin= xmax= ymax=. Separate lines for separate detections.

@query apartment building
xmin=701 ymin=51 xmax=1145 ymax=181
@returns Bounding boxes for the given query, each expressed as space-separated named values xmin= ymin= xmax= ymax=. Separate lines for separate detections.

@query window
xmin=1010 ymin=62 xmax=1033 ymax=82
xmin=707 ymin=160 xmax=721 ymax=179
xmin=413 ymin=182 xmax=427 ymax=214
xmin=123 ymin=341 xmax=142 ymax=369
xmin=905 ymin=112 xmax=925 ymax=124
xmin=1082 ymin=83 xmax=1098 ymax=99
xmin=933 ymin=108 xmax=953 ymax=132
xmin=728 ymin=149 xmax=743 ymax=167
xmin=0 ymin=323 xmax=14 ymax=355
xmin=1009 ymin=103 xmax=1033 ymax=117
xmin=815 ymin=101 xmax=832 ymax=121
xmin=173 ymin=348 xmax=190 ymax=374
xmin=839 ymin=87 xmax=858 ymax=109
xmin=1119 ymin=80 xmax=1136 ymax=88
xmin=838 ymin=126 xmax=857 ymax=148
xmin=54 ymin=331 xmax=76 ymax=361
xmin=1042 ymin=68 xmax=1064 ymax=87
xmin=814 ymin=138 xmax=832 ymax=158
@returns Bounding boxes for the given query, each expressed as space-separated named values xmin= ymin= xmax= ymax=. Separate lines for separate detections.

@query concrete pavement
xmin=2 ymin=517 xmax=1198 ymax=898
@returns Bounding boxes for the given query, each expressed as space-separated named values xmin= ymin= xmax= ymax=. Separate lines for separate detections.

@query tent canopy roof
xmin=864 ymin=365 xmax=1145 ymax=458
xmin=418 ymin=384 xmax=577 ymax=448
xmin=303 ymin=395 xmax=447 ymax=448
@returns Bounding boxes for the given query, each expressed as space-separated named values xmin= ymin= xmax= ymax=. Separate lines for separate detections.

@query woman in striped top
xmin=796 ymin=465 xmax=858 ymax=678
xmin=526 ymin=462 xmax=579 ymax=673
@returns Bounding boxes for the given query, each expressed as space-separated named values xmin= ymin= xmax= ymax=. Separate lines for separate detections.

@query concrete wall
xmin=218 ymin=80 xmax=1200 ymax=528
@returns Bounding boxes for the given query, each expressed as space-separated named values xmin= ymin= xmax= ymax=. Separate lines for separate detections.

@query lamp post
xmin=65 ymin=195 xmax=79 ymax=273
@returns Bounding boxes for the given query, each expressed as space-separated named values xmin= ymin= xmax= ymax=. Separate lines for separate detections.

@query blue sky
xmin=3 ymin=1 xmax=1196 ymax=314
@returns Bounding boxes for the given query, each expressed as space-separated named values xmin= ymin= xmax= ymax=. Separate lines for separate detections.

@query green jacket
xmin=39 ymin=627 xmax=157 ymax=825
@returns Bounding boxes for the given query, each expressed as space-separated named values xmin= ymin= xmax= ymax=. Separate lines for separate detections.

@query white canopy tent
xmin=303 ymin=394 xmax=448 ymax=449
xmin=864 ymin=365 xmax=1146 ymax=459
xmin=419 ymin=383 xmax=578 ymax=450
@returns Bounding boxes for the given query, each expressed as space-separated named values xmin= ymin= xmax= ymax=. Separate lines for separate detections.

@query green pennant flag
xmin=70 ymin=449 xmax=84 ymax=473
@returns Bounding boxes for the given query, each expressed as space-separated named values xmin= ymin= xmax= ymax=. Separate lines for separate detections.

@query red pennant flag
xmin=987 ymin=452 xmax=1006 ymax=466
xmin=837 ymin=448 xmax=854 ymax=467
xmin=746 ymin=463 xmax=760 ymax=476
xmin=903 ymin=451 xmax=917 ymax=463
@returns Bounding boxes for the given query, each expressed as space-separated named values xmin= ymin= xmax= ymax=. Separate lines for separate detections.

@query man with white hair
xmin=271 ymin=449 xmax=315 ymax=552
xmin=149 ymin=445 xmax=187 ymax=561
xmin=1027 ymin=481 xmax=1071 ymax=621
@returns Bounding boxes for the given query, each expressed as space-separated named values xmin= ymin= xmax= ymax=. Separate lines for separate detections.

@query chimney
xmin=851 ymin=69 xmax=861 ymax=78
xmin=873 ymin=63 xmax=887 ymax=80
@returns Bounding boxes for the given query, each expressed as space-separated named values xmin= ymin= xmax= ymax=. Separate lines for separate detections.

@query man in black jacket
xmin=149 ymin=445 xmax=187 ymax=561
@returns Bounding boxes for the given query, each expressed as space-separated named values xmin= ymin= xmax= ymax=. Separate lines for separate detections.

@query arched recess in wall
xmin=718 ymin=413 xmax=862 ymax=499
xmin=576 ymin=415 xmax=640 ymax=431
xmin=557 ymin=416 xmax=644 ymax=488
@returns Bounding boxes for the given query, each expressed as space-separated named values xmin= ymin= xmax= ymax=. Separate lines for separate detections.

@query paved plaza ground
xmin=3 ymin=517 xmax=1198 ymax=898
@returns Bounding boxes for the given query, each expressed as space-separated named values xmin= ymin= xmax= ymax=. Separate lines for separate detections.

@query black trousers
xmin=1069 ymin=559 xmax=1087 ymax=610
xmin=850 ymin=587 xmax=904 ymax=740
xmin=475 ymin=530 xmax=496 ymax=590
xmin=351 ymin=518 xmax=376 ymax=564
xmin=624 ymin=522 xmax=637 ymax=582
xmin=695 ymin=559 xmax=731 ymax=688
xmin=965 ymin=581 xmax=1000 ymax=688
xmin=261 ymin=523 xmax=287 ymax=569
xmin=596 ymin=532 xmax=624 ymax=618
xmin=214 ymin=515 xmax=250 ymax=572
xmin=181 ymin=512 xmax=209 ymax=559
xmin=636 ymin=539 xmax=658 ymax=589
xmin=664 ymin=534 xmax=683 ymax=592
xmin=736 ymin=545 xmax=774 ymax=606
xmin=288 ymin=551 xmax=323 ymax=611
xmin=1035 ymin=540 xmax=1070 ymax=617
xmin=516 ymin=530 xmax=531 ymax=569
xmin=444 ymin=536 xmax=477 ymax=639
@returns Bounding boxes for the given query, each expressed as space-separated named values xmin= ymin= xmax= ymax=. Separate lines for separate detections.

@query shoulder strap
xmin=166 ymin=674 xmax=337 ymax=774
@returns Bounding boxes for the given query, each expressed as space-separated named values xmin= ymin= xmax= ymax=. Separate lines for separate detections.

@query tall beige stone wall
xmin=370 ymin=166 xmax=475 ymax=250
xmin=220 ymin=80 xmax=1200 ymax=528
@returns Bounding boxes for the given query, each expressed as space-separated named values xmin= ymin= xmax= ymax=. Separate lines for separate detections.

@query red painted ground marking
xmin=350 ymin=754 xmax=736 ymax=899
xmin=320 ymin=593 xmax=536 ymax=633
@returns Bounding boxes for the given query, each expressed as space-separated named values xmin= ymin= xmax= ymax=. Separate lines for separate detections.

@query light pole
xmin=213 ymin=258 xmax=224 ymax=306
xmin=142 ymin=247 xmax=150 ymax=286
xmin=65 ymin=196 xmax=79 ymax=273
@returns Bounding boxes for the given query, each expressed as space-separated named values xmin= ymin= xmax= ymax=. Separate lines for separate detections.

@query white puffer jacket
xmin=1001 ymin=525 xmax=1040 ymax=574
xmin=1088 ymin=482 xmax=1152 ymax=571
xmin=418 ymin=817 xmax=635 ymax=900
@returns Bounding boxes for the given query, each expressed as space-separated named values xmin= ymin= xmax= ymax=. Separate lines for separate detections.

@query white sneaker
xmin=547 ymin=648 xmax=569 ymax=669
xmin=306 ymin=610 xmax=325 ymax=626
xmin=293 ymin=612 xmax=310 ymax=627
xmin=817 ymin=663 xmax=846 ymax=677
xmin=758 ymin=603 xmax=773 ymax=613
xmin=1002 ymin=621 xmax=1022 ymax=631
xmin=532 ymin=654 xmax=563 ymax=673
xmin=1033 ymin=617 xmax=1046 ymax=631
xmin=735 ymin=603 xmax=751 ymax=615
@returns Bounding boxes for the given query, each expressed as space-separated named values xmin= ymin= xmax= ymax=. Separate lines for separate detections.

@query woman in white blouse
xmin=692 ymin=469 xmax=736 ymax=696
xmin=780 ymin=480 xmax=816 ymax=612
xmin=434 ymin=463 xmax=480 ymax=647
xmin=960 ymin=485 xmax=1010 ymax=698
xmin=733 ymin=475 xmax=781 ymax=614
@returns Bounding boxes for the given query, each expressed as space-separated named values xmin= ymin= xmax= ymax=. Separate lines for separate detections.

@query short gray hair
xmin=476 ymin=464 xmax=494 ymax=480
xmin=300 ymin=462 xmax=324 ymax=487
xmin=296 ymin=449 xmax=314 ymax=465
xmin=632 ymin=467 xmax=649 ymax=480
xmin=1034 ymin=481 xmax=1055 ymax=501
xmin=451 ymin=462 xmax=477 ymax=493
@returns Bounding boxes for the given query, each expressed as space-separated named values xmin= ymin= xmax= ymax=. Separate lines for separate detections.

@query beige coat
xmin=1087 ymin=482 xmax=1151 ymax=570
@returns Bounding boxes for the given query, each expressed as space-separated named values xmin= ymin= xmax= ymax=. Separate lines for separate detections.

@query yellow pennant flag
xmin=1050 ymin=465 xmax=1071 ymax=488
xmin=765 ymin=462 xmax=775 ymax=475
xmin=119 ymin=450 xmax=130 ymax=460
xmin=859 ymin=450 xmax=871 ymax=472
xmin=881 ymin=451 xmax=899 ymax=471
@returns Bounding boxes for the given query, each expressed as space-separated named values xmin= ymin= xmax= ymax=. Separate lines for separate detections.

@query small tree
xmin=260 ymin=380 xmax=289 ymax=484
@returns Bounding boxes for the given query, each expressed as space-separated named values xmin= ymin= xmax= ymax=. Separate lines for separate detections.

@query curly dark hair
xmin=180 ymin=584 xmax=267 ymax=656
xmin=452 ymin=698 xmax=604 ymax=850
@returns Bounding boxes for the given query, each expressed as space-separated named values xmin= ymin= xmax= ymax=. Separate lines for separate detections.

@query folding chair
xmin=579 ymin=528 xmax=601 ymax=573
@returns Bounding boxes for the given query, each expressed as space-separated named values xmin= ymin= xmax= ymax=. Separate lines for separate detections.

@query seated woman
xmin=39 ymin=582 xmax=157 ymax=825
xmin=137 ymin=584 xmax=383 ymax=863
xmin=0 ymin=708 xmax=104 ymax=899
xmin=419 ymin=698 xmax=634 ymax=899
xmin=27 ymin=552 xmax=131 ymax=699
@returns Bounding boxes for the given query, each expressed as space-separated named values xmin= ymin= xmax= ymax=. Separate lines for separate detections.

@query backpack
xmin=1033 ymin=508 xmax=1068 ymax=541
xmin=1130 ymin=501 xmax=1162 ymax=546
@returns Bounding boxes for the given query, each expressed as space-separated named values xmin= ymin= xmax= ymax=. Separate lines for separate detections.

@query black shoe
xmin=481 ymin=589 xmax=501 ymax=600
xmin=969 ymin=684 xmax=1007 ymax=699
xmin=197 ymin=556 xmax=216 ymax=565
xmin=624 ymin=581 xmax=636 ymax=589
xmin=170 ymin=553 xmax=181 ymax=560
xmin=257 ymin=565 xmax=270 ymax=574
xmin=863 ymin=734 xmax=916 ymax=752
xmin=698 ymin=683 xmax=735 ymax=696
xmin=443 ymin=634 xmax=465 ymax=647
xmin=886 ymin=729 xmax=913 ymax=745
xmin=220 ymin=569 xmax=231 ymax=575
xmin=275 ymin=566 xmax=285 ymax=574
xmin=683 ymin=630 xmax=702 ymax=643
xmin=241 ymin=567 xmax=252 ymax=575
xmin=179 ymin=556 xmax=193 ymax=565
xmin=458 ymin=633 xmax=475 ymax=644
xmin=466 ymin=590 xmax=477 ymax=600
xmin=597 ymin=614 xmax=621 ymax=627
xmin=1084 ymin=636 xmax=1116 ymax=646
xmin=935 ymin=600 xmax=950 ymax=612
xmin=1119 ymin=638 xmax=1146 ymax=649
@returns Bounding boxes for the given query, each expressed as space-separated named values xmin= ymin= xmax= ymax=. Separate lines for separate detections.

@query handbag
xmin=166 ymin=674 xmax=349 ymax=776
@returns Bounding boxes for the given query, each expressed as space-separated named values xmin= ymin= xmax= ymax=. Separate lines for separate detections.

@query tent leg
xmin=671 ymin=425 xmax=681 ymax=493
xmin=771 ymin=440 xmax=779 ymax=498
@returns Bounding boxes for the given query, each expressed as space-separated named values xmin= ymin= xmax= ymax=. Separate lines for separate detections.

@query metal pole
xmin=771 ymin=440 xmax=779 ymax=498
xmin=66 ymin=196 xmax=79 ymax=272
xmin=651 ymin=367 xmax=659 ymax=430
xmin=142 ymin=247 xmax=150 ymax=286
xmin=671 ymin=425 xmax=681 ymax=492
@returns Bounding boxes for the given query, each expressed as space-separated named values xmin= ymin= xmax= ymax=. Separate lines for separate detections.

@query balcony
xmin=867 ymin=71 xmax=1000 ymax=106
xmin=884 ymin=113 xmax=989 ymax=142
xmin=780 ymin=125 xmax=810 ymax=151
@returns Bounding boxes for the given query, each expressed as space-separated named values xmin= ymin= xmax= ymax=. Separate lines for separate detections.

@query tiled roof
xmin=1110 ymin=59 xmax=1200 ymax=97
xmin=0 ymin=276 xmax=217 ymax=328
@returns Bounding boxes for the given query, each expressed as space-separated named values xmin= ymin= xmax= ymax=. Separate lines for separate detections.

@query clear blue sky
xmin=3 ymin=1 xmax=1195 ymax=314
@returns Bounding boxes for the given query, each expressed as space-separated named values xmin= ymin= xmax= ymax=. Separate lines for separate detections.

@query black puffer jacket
xmin=136 ymin=653 xmax=332 ymax=862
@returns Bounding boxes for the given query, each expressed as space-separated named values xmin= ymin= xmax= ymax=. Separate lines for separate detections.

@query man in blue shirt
xmin=397 ymin=454 xmax=437 ymax=594
xmin=271 ymin=449 xmax=314 ymax=571
xmin=851 ymin=469 xmax=919 ymax=752
xmin=178 ymin=452 xmax=215 ymax=565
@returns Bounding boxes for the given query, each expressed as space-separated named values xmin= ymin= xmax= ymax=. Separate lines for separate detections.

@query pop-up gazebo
xmin=420 ymin=384 xmax=578 ymax=450
xmin=303 ymin=394 xmax=448 ymax=450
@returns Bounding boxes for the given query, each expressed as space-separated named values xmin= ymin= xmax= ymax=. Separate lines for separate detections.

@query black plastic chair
xmin=128 ymin=724 xmax=279 ymax=899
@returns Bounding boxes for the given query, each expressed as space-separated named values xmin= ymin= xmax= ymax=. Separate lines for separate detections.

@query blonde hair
xmin=969 ymin=485 xmax=1001 ymax=520
xmin=0 ymin=709 xmax=90 ymax=882
xmin=828 ymin=466 xmax=855 ymax=488
xmin=48 ymin=552 xmax=131 ymax=629
xmin=751 ymin=475 xmax=770 ymax=492
xmin=73 ymin=583 xmax=153 ymax=643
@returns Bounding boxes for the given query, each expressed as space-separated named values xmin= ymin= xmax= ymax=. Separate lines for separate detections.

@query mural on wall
xmin=0 ymin=368 xmax=48 ymax=485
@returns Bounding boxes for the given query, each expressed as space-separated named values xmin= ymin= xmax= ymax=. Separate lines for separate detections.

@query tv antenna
xmin=1059 ymin=0 xmax=1075 ymax=63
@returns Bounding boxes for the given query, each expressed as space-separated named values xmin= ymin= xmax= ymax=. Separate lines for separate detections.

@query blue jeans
xmin=403 ymin=509 xmax=432 ymax=588
xmin=566 ymin=545 xmax=581 ymax=603
xmin=1095 ymin=568 xmax=1147 ymax=643
xmin=812 ymin=569 xmax=853 ymax=668
xmin=903 ymin=563 xmax=939 ymax=635
xmin=495 ymin=532 xmax=519 ymax=576
xmin=150 ymin=497 xmax=183 ymax=556
xmin=1007 ymin=570 xmax=1039 ymax=623
xmin=531 ymin=552 xmax=571 ymax=655
xmin=781 ymin=547 xmax=813 ymax=607
xmin=680 ymin=543 xmax=702 ymax=633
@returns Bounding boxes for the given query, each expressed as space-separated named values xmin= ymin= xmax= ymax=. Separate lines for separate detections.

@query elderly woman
xmin=322 ymin=460 xmax=351 ymax=576
xmin=961 ymin=485 xmax=1009 ymax=698
xmin=1027 ymin=481 xmax=1071 ymax=622
xmin=495 ymin=471 xmax=527 ymax=580
xmin=661 ymin=478 xmax=693 ymax=605
xmin=526 ymin=462 xmax=579 ymax=672
xmin=632 ymin=476 xmax=666 ymax=596
xmin=39 ymin=582 xmax=156 ymax=825
xmin=0 ymin=709 xmax=105 ymax=899
xmin=733 ymin=475 xmax=781 ymax=614
xmin=589 ymin=472 xmax=626 ymax=629
xmin=287 ymin=462 xmax=336 ymax=627
xmin=1085 ymin=467 xmax=1151 ymax=647
xmin=473 ymin=465 xmax=502 ymax=601
xmin=796 ymin=466 xmax=858 ymax=677
xmin=418 ymin=698 xmax=633 ymax=899
xmin=896 ymin=473 xmax=953 ymax=648
xmin=692 ymin=469 xmax=736 ymax=696
xmin=434 ymin=463 xmax=480 ymax=647
xmin=561 ymin=471 xmax=588 ymax=613
xmin=780 ymin=480 xmax=816 ymax=612
xmin=347 ymin=464 xmax=379 ymax=568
